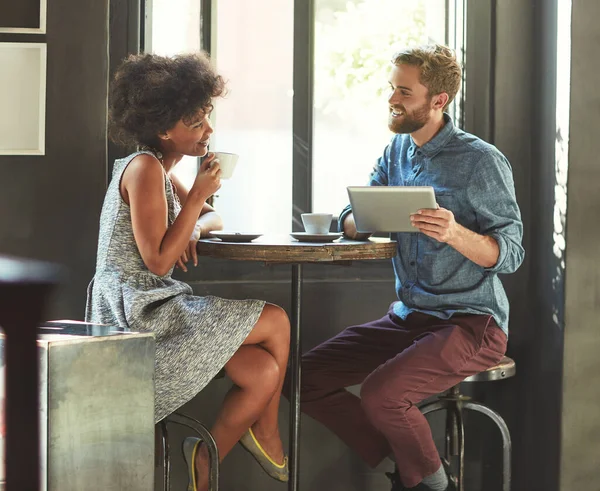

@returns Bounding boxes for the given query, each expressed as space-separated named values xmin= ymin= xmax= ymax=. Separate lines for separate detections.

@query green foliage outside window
xmin=315 ymin=0 xmax=429 ymax=125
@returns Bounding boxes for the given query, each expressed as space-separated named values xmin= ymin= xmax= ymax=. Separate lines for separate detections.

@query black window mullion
xmin=200 ymin=0 xmax=212 ymax=54
xmin=139 ymin=0 xmax=146 ymax=52
xmin=464 ymin=0 xmax=494 ymax=142
xmin=488 ymin=0 xmax=497 ymax=145
xmin=292 ymin=0 xmax=314 ymax=232
xmin=107 ymin=0 xmax=142 ymax=183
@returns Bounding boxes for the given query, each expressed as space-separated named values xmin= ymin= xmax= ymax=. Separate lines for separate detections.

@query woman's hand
xmin=189 ymin=153 xmax=221 ymax=201
xmin=175 ymin=223 xmax=203 ymax=272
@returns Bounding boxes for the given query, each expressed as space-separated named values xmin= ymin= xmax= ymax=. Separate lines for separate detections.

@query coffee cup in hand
xmin=301 ymin=213 xmax=333 ymax=234
xmin=210 ymin=152 xmax=239 ymax=179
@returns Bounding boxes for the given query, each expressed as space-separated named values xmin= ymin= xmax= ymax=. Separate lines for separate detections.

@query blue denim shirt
xmin=339 ymin=115 xmax=524 ymax=334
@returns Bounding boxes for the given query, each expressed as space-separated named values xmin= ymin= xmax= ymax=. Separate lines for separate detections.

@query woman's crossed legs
xmin=194 ymin=303 xmax=290 ymax=491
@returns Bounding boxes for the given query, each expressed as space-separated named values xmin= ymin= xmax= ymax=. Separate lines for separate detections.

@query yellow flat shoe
xmin=182 ymin=437 xmax=201 ymax=491
xmin=239 ymin=428 xmax=289 ymax=482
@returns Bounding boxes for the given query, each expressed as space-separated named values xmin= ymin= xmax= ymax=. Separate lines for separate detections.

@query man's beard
xmin=388 ymin=101 xmax=431 ymax=134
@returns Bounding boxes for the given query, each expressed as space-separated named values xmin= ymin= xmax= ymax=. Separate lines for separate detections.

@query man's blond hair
xmin=392 ymin=44 xmax=462 ymax=109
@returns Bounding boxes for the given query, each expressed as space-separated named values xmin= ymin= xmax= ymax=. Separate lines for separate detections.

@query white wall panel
xmin=0 ymin=43 xmax=47 ymax=155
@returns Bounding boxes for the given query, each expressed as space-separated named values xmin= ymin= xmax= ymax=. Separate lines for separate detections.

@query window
xmin=146 ymin=0 xmax=294 ymax=234
xmin=312 ymin=0 xmax=465 ymax=215
xmin=145 ymin=0 xmax=203 ymax=189
xmin=209 ymin=0 xmax=294 ymax=233
xmin=144 ymin=0 xmax=464 ymax=231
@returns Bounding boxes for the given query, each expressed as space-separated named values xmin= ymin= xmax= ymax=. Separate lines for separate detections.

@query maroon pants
xmin=297 ymin=306 xmax=506 ymax=487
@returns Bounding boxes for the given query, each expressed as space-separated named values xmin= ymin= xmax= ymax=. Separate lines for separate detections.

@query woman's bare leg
xmin=193 ymin=304 xmax=290 ymax=490
xmin=242 ymin=304 xmax=290 ymax=464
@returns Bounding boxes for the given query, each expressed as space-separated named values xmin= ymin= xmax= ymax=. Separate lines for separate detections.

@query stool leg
xmin=445 ymin=402 xmax=459 ymax=461
xmin=168 ymin=413 xmax=220 ymax=491
xmin=463 ymin=402 xmax=511 ymax=491
xmin=421 ymin=400 xmax=452 ymax=458
xmin=420 ymin=401 xmax=457 ymax=476
xmin=453 ymin=405 xmax=465 ymax=491
xmin=160 ymin=421 xmax=171 ymax=491
xmin=421 ymin=399 xmax=463 ymax=488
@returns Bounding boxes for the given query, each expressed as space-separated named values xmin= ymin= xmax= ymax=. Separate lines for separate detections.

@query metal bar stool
xmin=157 ymin=412 xmax=220 ymax=491
xmin=420 ymin=356 xmax=516 ymax=491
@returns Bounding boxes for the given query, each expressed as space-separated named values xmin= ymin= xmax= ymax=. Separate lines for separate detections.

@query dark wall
xmin=528 ymin=1 xmax=565 ymax=490
xmin=468 ymin=2 xmax=568 ymax=491
xmin=0 ymin=0 xmax=109 ymax=318
xmin=473 ymin=1 xmax=539 ymax=489
xmin=0 ymin=0 xmax=41 ymax=29
xmin=107 ymin=0 xmax=141 ymax=174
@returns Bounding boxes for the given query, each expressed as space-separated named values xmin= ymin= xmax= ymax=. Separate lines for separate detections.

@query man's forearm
xmin=342 ymin=213 xmax=372 ymax=241
xmin=447 ymin=224 xmax=500 ymax=269
xmin=196 ymin=211 xmax=223 ymax=237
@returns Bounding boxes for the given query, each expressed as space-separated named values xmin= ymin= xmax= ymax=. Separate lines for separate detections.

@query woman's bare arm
xmin=170 ymin=170 xmax=223 ymax=235
xmin=122 ymin=155 xmax=212 ymax=276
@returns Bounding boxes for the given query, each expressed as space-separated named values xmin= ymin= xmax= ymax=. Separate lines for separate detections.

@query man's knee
xmin=360 ymin=371 xmax=409 ymax=427
xmin=360 ymin=377 xmax=384 ymax=424
xmin=282 ymin=349 xmax=326 ymax=402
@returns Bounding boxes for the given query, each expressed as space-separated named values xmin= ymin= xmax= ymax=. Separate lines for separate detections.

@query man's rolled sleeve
xmin=338 ymin=205 xmax=353 ymax=234
xmin=468 ymin=153 xmax=525 ymax=274
xmin=486 ymin=232 xmax=512 ymax=273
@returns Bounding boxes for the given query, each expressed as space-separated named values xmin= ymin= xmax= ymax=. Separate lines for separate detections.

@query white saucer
xmin=209 ymin=231 xmax=263 ymax=242
xmin=290 ymin=232 xmax=343 ymax=243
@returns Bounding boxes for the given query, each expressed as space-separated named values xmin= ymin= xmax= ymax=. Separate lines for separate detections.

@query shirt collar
xmin=410 ymin=113 xmax=456 ymax=158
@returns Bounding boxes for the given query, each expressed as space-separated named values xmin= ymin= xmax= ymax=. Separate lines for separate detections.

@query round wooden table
xmin=197 ymin=235 xmax=397 ymax=491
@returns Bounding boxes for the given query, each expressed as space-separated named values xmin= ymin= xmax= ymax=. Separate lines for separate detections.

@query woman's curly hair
xmin=109 ymin=52 xmax=226 ymax=148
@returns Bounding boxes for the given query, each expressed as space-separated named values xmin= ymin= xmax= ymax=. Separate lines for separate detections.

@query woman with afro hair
xmin=86 ymin=52 xmax=290 ymax=490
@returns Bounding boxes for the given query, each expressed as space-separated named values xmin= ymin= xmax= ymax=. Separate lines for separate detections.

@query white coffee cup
xmin=301 ymin=213 xmax=333 ymax=234
xmin=210 ymin=152 xmax=239 ymax=179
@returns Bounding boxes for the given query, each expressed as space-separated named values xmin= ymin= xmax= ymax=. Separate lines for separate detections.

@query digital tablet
xmin=347 ymin=186 xmax=437 ymax=233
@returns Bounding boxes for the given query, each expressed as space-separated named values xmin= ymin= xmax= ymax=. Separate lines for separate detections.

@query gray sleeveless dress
xmin=85 ymin=151 xmax=266 ymax=422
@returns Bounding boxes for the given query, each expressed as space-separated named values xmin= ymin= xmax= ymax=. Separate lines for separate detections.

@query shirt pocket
xmin=435 ymin=191 xmax=474 ymax=230
xmin=417 ymin=193 xmax=470 ymax=289
xmin=434 ymin=192 xmax=457 ymax=214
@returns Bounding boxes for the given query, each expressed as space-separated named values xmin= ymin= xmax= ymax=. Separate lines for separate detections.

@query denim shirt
xmin=339 ymin=115 xmax=524 ymax=334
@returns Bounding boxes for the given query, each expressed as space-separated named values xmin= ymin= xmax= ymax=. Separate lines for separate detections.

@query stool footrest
xmin=420 ymin=392 xmax=512 ymax=491
xmin=158 ymin=413 xmax=220 ymax=491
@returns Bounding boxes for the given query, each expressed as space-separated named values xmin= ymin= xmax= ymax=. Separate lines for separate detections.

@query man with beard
xmin=290 ymin=45 xmax=524 ymax=490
